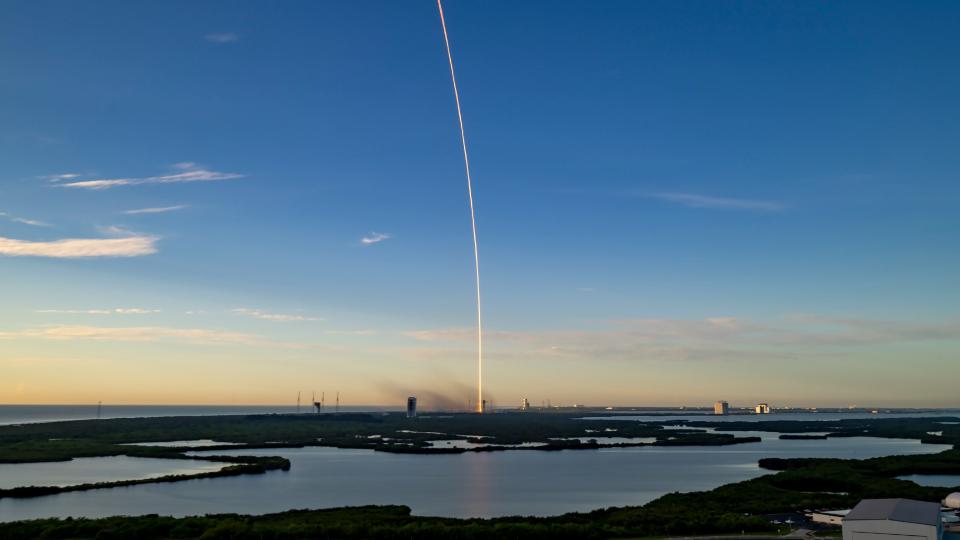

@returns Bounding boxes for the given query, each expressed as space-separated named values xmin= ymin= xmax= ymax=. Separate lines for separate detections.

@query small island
xmin=779 ymin=433 xmax=830 ymax=440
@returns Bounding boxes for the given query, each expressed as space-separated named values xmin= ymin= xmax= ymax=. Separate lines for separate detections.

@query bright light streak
xmin=437 ymin=0 xmax=483 ymax=413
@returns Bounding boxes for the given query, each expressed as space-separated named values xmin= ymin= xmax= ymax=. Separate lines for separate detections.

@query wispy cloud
xmin=37 ymin=309 xmax=112 ymax=315
xmin=324 ymin=329 xmax=377 ymax=336
xmin=205 ymin=33 xmax=239 ymax=44
xmin=98 ymin=225 xmax=141 ymax=237
xmin=123 ymin=205 xmax=188 ymax=215
xmin=649 ymin=192 xmax=783 ymax=212
xmin=0 ymin=234 xmax=159 ymax=258
xmin=60 ymin=163 xmax=242 ymax=190
xmin=11 ymin=217 xmax=51 ymax=227
xmin=401 ymin=315 xmax=960 ymax=364
xmin=361 ymin=232 xmax=390 ymax=245
xmin=777 ymin=314 xmax=960 ymax=346
xmin=0 ymin=325 xmax=262 ymax=345
xmin=231 ymin=308 xmax=322 ymax=322
xmin=0 ymin=212 xmax=52 ymax=227
xmin=39 ymin=173 xmax=80 ymax=183
xmin=36 ymin=308 xmax=159 ymax=315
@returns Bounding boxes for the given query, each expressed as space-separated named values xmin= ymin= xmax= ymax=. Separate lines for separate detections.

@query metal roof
xmin=845 ymin=499 xmax=941 ymax=526
xmin=813 ymin=509 xmax=852 ymax=517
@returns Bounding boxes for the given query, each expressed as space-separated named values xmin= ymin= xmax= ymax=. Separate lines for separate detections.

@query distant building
xmin=406 ymin=396 xmax=417 ymax=418
xmin=755 ymin=403 xmax=771 ymax=414
xmin=810 ymin=509 xmax=851 ymax=526
xmin=520 ymin=398 xmax=530 ymax=411
xmin=714 ymin=401 xmax=729 ymax=415
xmin=842 ymin=499 xmax=942 ymax=540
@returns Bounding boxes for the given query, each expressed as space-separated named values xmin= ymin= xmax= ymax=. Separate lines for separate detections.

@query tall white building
xmin=520 ymin=398 xmax=530 ymax=411
xmin=842 ymin=499 xmax=942 ymax=540
xmin=714 ymin=401 xmax=729 ymax=415
xmin=755 ymin=403 xmax=771 ymax=414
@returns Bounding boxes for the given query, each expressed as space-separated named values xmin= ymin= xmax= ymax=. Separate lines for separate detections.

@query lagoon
xmin=896 ymin=474 xmax=960 ymax=487
xmin=0 ymin=434 xmax=949 ymax=522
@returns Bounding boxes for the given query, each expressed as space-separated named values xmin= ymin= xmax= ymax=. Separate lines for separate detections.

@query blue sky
xmin=2 ymin=1 xmax=959 ymax=407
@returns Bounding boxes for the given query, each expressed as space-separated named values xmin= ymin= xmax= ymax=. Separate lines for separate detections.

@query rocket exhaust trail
xmin=437 ymin=0 xmax=483 ymax=413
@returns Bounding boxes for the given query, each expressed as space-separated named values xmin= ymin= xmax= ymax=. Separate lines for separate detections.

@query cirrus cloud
xmin=0 ymin=325 xmax=315 ymax=350
xmin=60 ymin=163 xmax=243 ymax=190
xmin=39 ymin=173 xmax=81 ymax=183
xmin=0 ymin=325 xmax=260 ymax=345
xmin=361 ymin=232 xmax=390 ymax=245
xmin=36 ymin=308 xmax=160 ymax=315
xmin=649 ymin=192 xmax=783 ymax=212
xmin=123 ymin=205 xmax=188 ymax=215
xmin=401 ymin=315 xmax=960 ymax=364
xmin=1 ymin=212 xmax=51 ymax=227
xmin=231 ymin=308 xmax=322 ymax=322
xmin=0 ymin=234 xmax=159 ymax=258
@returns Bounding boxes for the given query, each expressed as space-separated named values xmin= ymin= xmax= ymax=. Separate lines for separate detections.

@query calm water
xmin=897 ymin=474 xmax=960 ymax=487
xmin=0 ymin=456 xmax=225 ymax=490
xmin=0 ymin=435 xmax=950 ymax=521
xmin=125 ymin=440 xmax=243 ymax=448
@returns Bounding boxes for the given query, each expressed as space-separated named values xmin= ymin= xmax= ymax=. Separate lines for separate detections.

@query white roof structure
xmin=845 ymin=498 xmax=941 ymax=526
xmin=842 ymin=499 xmax=943 ymax=540
xmin=815 ymin=509 xmax=852 ymax=517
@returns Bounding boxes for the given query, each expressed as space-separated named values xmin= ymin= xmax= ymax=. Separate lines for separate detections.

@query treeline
xmin=0 ymin=411 xmax=766 ymax=465
xmin=685 ymin=416 xmax=960 ymax=447
xmin=0 ymin=504 xmax=767 ymax=540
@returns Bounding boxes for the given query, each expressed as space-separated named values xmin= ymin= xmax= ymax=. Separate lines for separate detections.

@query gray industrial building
xmin=842 ymin=499 xmax=943 ymax=540
xmin=406 ymin=396 xmax=417 ymax=418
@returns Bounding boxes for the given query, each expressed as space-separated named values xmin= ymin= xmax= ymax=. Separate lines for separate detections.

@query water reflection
xmin=465 ymin=452 xmax=492 ymax=517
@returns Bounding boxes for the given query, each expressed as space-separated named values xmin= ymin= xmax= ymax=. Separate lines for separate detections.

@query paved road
xmin=664 ymin=529 xmax=830 ymax=540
